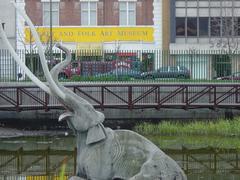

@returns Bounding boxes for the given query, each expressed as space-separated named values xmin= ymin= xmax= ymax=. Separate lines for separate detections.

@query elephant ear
xmin=86 ymin=123 xmax=107 ymax=145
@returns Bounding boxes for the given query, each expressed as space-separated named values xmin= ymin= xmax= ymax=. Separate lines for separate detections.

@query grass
xmin=134 ymin=117 xmax=240 ymax=137
xmin=147 ymin=135 xmax=240 ymax=149
xmin=1 ymin=74 xmax=240 ymax=83
xmin=69 ymin=75 xmax=240 ymax=83
xmin=59 ymin=161 xmax=67 ymax=180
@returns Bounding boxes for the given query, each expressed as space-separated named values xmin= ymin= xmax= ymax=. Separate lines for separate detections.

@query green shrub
xmin=70 ymin=75 xmax=132 ymax=81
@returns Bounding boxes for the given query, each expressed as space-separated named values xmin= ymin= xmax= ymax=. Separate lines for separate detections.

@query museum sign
xmin=25 ymin=27 xmax=154 ymax=43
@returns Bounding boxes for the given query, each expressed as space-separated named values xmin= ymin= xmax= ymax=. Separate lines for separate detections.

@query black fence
xmin=1 ymin=49 xmax=240 ymax=82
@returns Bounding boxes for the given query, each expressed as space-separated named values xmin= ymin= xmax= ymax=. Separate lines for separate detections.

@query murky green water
xmin=0 ymin=133 xmax=240 ymax=180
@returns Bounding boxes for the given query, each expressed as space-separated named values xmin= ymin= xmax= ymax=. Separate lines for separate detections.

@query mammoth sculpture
xmin=0 ymin=3 xmax=187 ymax=180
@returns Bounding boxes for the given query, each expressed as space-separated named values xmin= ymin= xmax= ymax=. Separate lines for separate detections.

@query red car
xmin=58 ymin=62 xmax=81 ymax=79
xmin=58 ymin=60 xmax=138 ymax=79
xmin=58 ymin=61 xmax=113 ymax=79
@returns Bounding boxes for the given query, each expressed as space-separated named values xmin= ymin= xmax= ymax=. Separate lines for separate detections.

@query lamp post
xmin=49 ymin=0 xmax=53 ymax=68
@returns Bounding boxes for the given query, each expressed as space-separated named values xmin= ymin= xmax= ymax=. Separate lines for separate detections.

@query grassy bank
xmin=147 ymin=135 xmax=240 ymax=149
xmin=134 ymin=117 xmax=240 ymax=137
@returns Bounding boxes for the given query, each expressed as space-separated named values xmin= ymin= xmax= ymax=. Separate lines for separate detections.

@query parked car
xmin=140 ymin=66 xmax=190 ymax=79
xmin=58 ymin=61 xmax=81 ymax=79
xmin=216 ymin=72 xmax=240 ymax=80
xmin=58 ymin=61 xmax=113 ymax=79
xmin=95 ymin=67 xmax=142 ymax=79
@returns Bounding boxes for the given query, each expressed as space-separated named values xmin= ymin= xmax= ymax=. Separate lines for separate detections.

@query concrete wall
xmin=0 ymin=108 xmax=238 ymax=122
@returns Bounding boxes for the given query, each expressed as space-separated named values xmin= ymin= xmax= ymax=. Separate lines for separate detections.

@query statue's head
xmin=59 ymin=109 xmax=106 ymax=145
xmin=0 ymin=2 xmax=106 ymax=145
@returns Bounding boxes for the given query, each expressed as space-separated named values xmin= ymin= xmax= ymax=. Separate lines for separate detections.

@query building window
xmin=176 ymin=17 xmax=185 ymax=36
xmin=222 ymin=17 xmax=233 ymax=36
xmin=175 ymin=0 xmax=240 ymax=39
xmin=210 ymin=17 xmax=221 ymax=36
xmin=42 ymin=2 xmax=59 ymax=26
xmin=187 ymin=17 xmax=197 ymax=36
xmin=199 ymin=17 xmax=209 ymax=36
xmin=119 ymin=2 xmax=136 ymax=25
xmin=81 ymin=2 xmax=97 ymax=26
xmin=235 ymin=17 xmax=240 ymax=36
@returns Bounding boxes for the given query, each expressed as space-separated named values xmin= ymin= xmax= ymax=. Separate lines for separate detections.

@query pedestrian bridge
xmin=0 ymin=82 xmax=240 ymax=111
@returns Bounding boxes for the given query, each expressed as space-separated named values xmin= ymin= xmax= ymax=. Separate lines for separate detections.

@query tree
xmin=209 ymin=2 xmax=240 ymax=77
xmin=210 ymin=16 xmax=240 ymax=52
xmin=18 ymin=27 xmax=58 ymax=77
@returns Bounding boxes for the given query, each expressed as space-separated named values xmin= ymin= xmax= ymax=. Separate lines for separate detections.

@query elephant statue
xmin=0 ymin=3 xmax=187 ymax=180
xmin=65 ymin=127 xmax=187 ymax=180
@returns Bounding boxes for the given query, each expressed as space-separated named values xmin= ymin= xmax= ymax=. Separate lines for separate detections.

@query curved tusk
xmin=58 ymin=111 xmax=73 ymax=122
xmin=0 ymin=19 xmax=51 ymax=95
xmin=12 ymin=2 xmax=66 ymax=100
xmin=50 ymin=43 xmax=72 ymax=84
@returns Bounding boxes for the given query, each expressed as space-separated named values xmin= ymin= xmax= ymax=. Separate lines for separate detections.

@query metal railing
xmin=0 ymin=146 xmax=239 ymax=176
xmin=0 ymin=147 xmax=76 ymax=177
xmin=1 ymin=49 xmax=240 ymax=83
xmin=0 ymin=82 xmax=240 ymax=111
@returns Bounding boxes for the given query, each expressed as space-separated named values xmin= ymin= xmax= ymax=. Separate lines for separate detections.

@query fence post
xmin=74 ymin=147 xmax=77 ymax=175
xmin=128 ymin=86 xmax=133 ymax=110
xmin=236 ymin=86 xmax=239 ymax=104
xmin=182 ymin=146 xmax=188 ymax=174
xmin=182 ymin=146 xmax=185 ymax=171
xmin=236 ymin=152 xmax=239 ymax=169
xmin=214 ymin=86 xmax=217 ymax=108
xmin=156 ymin=86 xmax=160 ymax=110
xmin=186 ymin=149 xmax=189 ymax=174
xmin=213 ymin=149 xmax=217 ymax=173
xmin=185 ymin=85 xmax=188 ymax=109
xmin=16 ymin=88 xmax=20 ymax=112
xmin=45 ymin=92 xmax=49 ymax=112
xmin=101 ymin=86 xmax=104 ymax=111
xmin=46 ymin=147 xmax=50 ymax=175
xmin=17 ymin=147 xmax=23 ymax=174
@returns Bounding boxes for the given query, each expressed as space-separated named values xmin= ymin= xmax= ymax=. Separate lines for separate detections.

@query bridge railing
xmin=1 ymin=49 xmax=240 ymax=83
xmin=0 ymin=83 xmax=240 ymax=111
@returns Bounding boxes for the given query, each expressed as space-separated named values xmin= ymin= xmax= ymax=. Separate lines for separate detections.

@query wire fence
xmin=1 ymin=49 xmax=240 ymax=83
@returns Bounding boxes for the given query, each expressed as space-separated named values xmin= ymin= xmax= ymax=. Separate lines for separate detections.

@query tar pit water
xmin=0 ymin=131 xmax=239 ymax=180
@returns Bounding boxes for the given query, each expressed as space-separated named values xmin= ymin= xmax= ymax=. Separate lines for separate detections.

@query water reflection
xmin=0 ymin=135 xmax=240 ymax=180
